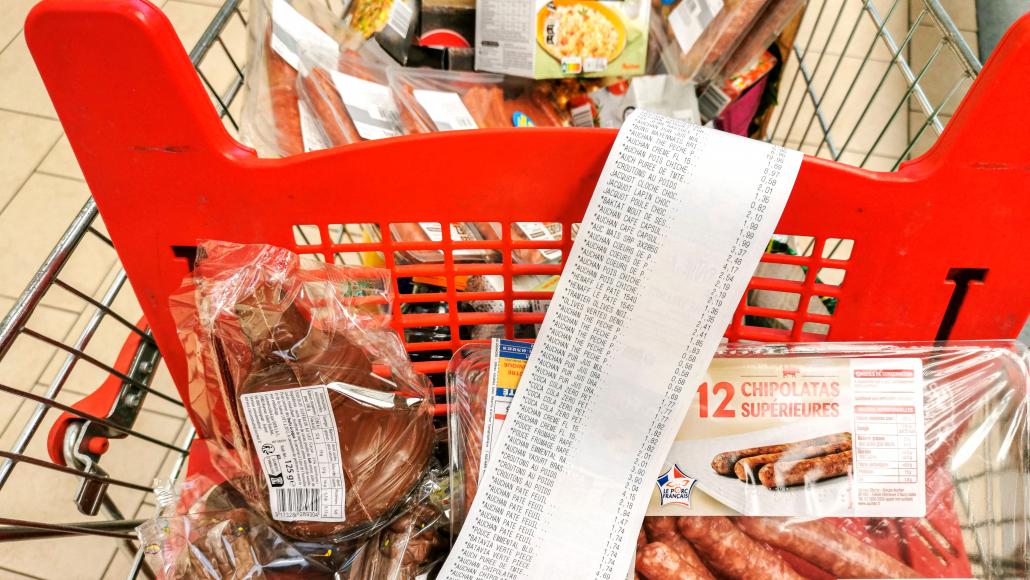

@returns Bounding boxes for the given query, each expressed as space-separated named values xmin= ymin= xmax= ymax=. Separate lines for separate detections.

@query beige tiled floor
xmin=0 ymin=0 xmax=981 ymax=578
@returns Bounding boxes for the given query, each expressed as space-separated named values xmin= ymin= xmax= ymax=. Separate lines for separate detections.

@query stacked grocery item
xmin=239 ymin=0 xmax=811 ymax=157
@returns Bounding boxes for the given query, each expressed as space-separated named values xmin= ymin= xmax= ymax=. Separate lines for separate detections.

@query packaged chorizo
xmin=240 ymin=0 xmax=345 ymax=157
xmin=448 ymin=340 xmax=1030 ymax=578
xmin=295 ymin=45 xmax=406 ymax=146
xmin=170 ymin=240 xmax=436 ymax=543
xmin=387 ymin=68 xmax=568 ymax=132
xmin=650 ymin=0 xmax=772 ymax=83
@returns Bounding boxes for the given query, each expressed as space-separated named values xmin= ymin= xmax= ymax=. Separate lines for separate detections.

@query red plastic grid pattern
xmin=24 ymin=1 xmax=1030 ymax=436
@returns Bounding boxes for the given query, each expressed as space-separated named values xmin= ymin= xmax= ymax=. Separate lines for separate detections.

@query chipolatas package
xmin=448 ymin=341 xmax=1030 ymax=578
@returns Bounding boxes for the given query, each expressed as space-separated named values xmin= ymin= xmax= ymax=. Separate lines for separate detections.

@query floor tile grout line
xmin=0 ymin=106 xmax=57 ymax=123
xmin=33 ymin=170 xmax=86 ymax=184
xmin=0 ymin=132 xmax=64 ymax=217
xmin=0 ymin=565 xmax=48 ymax=580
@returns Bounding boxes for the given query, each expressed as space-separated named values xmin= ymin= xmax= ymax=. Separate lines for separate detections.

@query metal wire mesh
xmin=767 ymin=0 xmax=981 ymax=171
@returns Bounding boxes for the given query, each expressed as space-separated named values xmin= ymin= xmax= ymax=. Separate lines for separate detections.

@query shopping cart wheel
xmin=45 ymin=317 xmax=160 ymax=516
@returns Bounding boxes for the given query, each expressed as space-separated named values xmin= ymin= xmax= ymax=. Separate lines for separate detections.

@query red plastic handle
xmin=46 ymin=317 xmax=148 ymax=466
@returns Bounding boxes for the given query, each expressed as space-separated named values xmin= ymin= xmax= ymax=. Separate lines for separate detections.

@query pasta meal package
xmin=169 ymin=240 xmax=436 ymax=543
xmin=137 ymin=470 xmax=449 ymax=579
xmin=474 ymin=0 xmax=651 ymax=79
xmin=448 ymin=340 xmax=1030 ymax=578
xmin=240 ymin=0 xmax=347 ymax=157
xmin=650 ymin=0 xmax=773 ymax=84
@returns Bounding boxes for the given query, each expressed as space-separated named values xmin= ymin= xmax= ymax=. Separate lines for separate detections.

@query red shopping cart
xmin=2 ymin=0 xmax=1028 ymax=577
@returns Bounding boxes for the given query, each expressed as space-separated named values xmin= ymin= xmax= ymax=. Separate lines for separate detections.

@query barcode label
xmin=274 ymin=488 xmax=321 ymax=516
xmin=571 ymin=103 xmax=594 ymax=128
xmin=240 ymin=386 xmax=346 ymax=522
xmin=699 ymin=85 xmax=731 ymax=122
xmin=386 ymin=0 xmax=414 ymax=36
xmin=413 ymin=89 xmax=478 ymax=131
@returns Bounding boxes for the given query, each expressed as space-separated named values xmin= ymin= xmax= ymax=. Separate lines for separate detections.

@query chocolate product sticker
xmin=240 ymin=386 xmax=346 ymax=522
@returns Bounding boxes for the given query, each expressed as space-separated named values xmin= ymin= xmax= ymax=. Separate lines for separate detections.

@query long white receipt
xmin=438 ymin=110 xmax=802 ymax=579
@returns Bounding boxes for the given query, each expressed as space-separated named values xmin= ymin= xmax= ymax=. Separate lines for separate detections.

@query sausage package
xmin=170 ymin=240 xmax=436 ymax=543
xmin=448 ymin=340 xmax=1030 ymax=578
xmin=650 ymin=0 xmax=773 ymax=83
xmin=296 ymin=45 xmax=408 ymax=147
xmin=137 ymin=471 xmax=449 ymax=579
xmin=387 ymin=68 xmax=569 ymax=132
xmin=240 ymin=0 xmax=346 ymax=157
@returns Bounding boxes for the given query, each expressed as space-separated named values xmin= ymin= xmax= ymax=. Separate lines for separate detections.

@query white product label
xmin=475 ymin=0 xmax=535 ymax=77
xmin=329 ymin=71 xmax=403 ymax=140
xmin=583 ymin=57 xmax=609 ymax=73
xmin=668 ymin=0 xmax=723 ymax=55
xmin=439 ymin=111 xmax=801 ymax=579
xmin=239 ymin=386 xmax=346 ymax=522
xmin=413 ymin=90 xmax=478 ymax=131
xmin=419 ymin=222 xmax=486 ymax=258
xmin=478 ymin=340 xmax=532 ymax=481
xmin=653 ymin=357 xmax=925 ymax=518
xmin=515 ymin=222 xmax=562 ymax=262
xmin=298 ymin=98 xmax=331 ymax=152
xmin=270 ymin=0 xmax=340 ymax=70
xmin=386 ymin=0 xmax=414 ymax=36
xmin=850 ymin=358 xmax=926 ymax=517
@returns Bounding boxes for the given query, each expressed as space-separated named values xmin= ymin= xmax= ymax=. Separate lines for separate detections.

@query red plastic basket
xmin=24 ymin=1 xmax=1030 ymax=434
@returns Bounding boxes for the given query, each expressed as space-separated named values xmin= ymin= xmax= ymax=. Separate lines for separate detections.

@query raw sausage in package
xmin=296 ymin=45 xmax=407 ymax=146
xmin=240 ymin=0 xmax=343 ymax=157
xmin=388 ymin=68 xmax=568 ymax=132
xmin=170 ymin=241 xmax=436 ymax=543
xmin=448 ymin=340 xmax=1030 ymax=578
xmin=650 ymin=0 xmax=772 ymax=83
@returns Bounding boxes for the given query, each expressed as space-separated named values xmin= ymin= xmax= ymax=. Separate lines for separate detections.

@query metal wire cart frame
xmin=1 ymin=1 xmax=1026 ymax=578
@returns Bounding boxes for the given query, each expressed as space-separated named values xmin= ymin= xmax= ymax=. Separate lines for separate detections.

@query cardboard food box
xmin=475 ymin=0 xmax=650 ymax=79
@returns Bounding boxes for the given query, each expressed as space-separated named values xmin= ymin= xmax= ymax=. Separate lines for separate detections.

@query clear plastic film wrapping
xmin=136 ymin=471 xmax=449 ymax=579
xmin=387 ymin=68 xmax=569 ymax=132
xmin=650 ymin=0 xmax=773 ymax=83
xmin=295 ymin=43 xmax=409 ymax=147
xmin=239 ymin=0 xmax=345 ymax=157
xmin=448 ymin=341 xmax=1030 ymax=578
xmin=169 ymin=240 xmax=435 ymax=543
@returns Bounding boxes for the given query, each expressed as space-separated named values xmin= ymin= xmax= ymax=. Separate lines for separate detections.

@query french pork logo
xmin=656 ymin=465 xmax=697 ymax=508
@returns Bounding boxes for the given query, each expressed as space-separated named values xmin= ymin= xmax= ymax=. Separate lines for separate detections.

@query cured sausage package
xmin=650 ymin=0 xmax=773 ymax=83
xmin=169 ymin=240 xmax=436 ymax=543
xmin=136 ymin=471 xmax=449 ymax=579
xmin=387 ymin=68 xmax=569 ymax=132
xmin=447 ymin=340 xmax=1030 ymax=578
xmin=295 ymin=46 xmax=408 ymax=146
xmin=240 ymin=0 xmax=345 ymax=157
